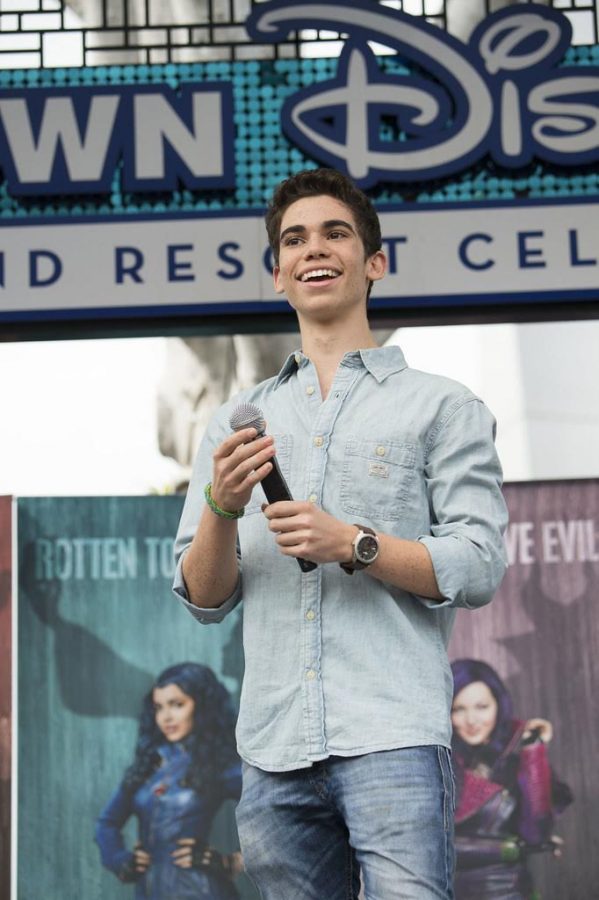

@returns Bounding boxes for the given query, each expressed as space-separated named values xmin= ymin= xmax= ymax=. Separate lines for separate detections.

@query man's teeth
xmin=300 ymin=269 xmax=339 ymax=282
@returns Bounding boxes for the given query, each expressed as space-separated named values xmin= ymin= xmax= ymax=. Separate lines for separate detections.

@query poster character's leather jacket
xmin=95 ymin=741 xmax=242 ymax=899
xmin=454 ymin=721 xmax=572 ymax=899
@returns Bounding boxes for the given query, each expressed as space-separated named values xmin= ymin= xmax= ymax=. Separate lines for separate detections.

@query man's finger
xmin=214 ymin=427 xmax=259 ymax=458
xmin=262 ymin=500 xmax=304 ymax=520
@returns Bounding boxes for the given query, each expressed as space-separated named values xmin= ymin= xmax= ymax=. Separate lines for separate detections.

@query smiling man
xmin=173 ymin=168 xmax=508 ymax=900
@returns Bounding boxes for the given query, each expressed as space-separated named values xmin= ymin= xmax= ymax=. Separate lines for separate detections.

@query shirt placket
xmin=296 ymin=360 xmax=362 ymax=760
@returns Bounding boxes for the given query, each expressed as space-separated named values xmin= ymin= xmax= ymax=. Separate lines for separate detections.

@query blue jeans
xmin=236 ymin=747 xmax=455 ymax=900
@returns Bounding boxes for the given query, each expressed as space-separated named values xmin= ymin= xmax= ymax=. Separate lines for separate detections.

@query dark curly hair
xmin=265 ymin=168 xmax=382 ymax=267
xmin=123 ymin=662 xmax=238 ymax=798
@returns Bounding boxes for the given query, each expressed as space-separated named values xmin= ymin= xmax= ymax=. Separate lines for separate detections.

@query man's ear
xmin=273 ymin=265 xmax=285 ymax=294
xmin=367 ymin=250 xmax=387 ymax=283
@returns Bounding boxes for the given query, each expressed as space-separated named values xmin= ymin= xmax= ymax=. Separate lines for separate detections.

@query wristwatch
xmin=340 ymin=525 xmax=380 ymax=575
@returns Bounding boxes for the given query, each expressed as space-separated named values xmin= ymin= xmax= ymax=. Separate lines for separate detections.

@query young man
xmin=173 ymin=168 xmax=508 ymax=899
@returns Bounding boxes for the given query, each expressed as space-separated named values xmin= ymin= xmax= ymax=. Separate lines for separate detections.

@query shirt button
xmin=306 ymin=669 xmax=316 ymax=680
xmin=309 ymin=493 xmax=318 ymax=503
xmin=376 ymin=445 xmax=386 ymax=457
xmin=294 ymin=353 xmax=301 ymax=364
xmin=306 ymin=385 xmax=315 ymax=396
xmin=306 ymin=610 xmax=316 ymax=621
xmin=314 ymin=436 xmax=324 ymax=447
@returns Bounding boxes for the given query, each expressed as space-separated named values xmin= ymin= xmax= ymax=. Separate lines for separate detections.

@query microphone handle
xmin=261 ymin=458 xmax=317 ymax=573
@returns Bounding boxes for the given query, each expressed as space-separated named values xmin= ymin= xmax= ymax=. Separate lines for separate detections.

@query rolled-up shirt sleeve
xmin=172 ymin=406 xmax=243 ymax=624
xmin=173 ymin=565 xmax=242 ymax=623
xmin=417 ymin=396 xmax=508 ymax=610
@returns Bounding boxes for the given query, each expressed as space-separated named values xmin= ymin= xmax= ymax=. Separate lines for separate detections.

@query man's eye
xmin=329 ymin=231 xmax=346 ymax=239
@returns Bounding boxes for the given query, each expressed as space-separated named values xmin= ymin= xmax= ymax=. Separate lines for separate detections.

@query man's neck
xmin=298 ymin=317 xmax=377 ymax=399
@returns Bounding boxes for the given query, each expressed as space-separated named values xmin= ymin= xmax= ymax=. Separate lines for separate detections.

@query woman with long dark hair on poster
xmin=450 ymin=659 xmax=572 ymax=900
xmin=95 ymin=662 xmax=243 ymax=899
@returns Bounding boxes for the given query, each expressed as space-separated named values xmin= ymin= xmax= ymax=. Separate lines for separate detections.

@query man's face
xmin=273 ymin=194 xmax=386 ymax=322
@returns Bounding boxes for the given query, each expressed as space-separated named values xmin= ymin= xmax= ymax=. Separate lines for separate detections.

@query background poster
xmin=0 ymin=496 xmax=11 ymax=900
xmin=16 ymin=495 xmax=258 ymax=900
xmin=13 ymin=482 xmax=599 ymax=898
xmin=449 ymin=479 xmax=599 ymax=899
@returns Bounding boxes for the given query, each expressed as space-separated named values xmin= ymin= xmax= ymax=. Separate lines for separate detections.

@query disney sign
xmin=247 ymin=0 xmax=599 ymax=186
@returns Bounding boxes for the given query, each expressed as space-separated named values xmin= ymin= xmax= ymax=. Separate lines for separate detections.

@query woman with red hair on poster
xmin=450 ymin=659 xmax=572 ymax=900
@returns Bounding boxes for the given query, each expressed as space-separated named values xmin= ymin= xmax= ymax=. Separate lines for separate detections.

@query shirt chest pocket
xmin=245 ymin=434 xmax=293 ymax=516
xmin=340 ymin=437 xmax=417 ymax=522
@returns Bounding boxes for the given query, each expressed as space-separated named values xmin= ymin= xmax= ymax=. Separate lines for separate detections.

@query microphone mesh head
xmin=229 ymin=402 xmax=265 ymax=433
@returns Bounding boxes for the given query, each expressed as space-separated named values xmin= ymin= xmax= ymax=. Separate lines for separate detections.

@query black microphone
xmin=229 ymin=402 xmax=317 ymax=573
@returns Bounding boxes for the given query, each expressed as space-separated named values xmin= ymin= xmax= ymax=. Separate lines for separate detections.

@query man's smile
xmin=299 ymin=267 xmax=341 ymax=282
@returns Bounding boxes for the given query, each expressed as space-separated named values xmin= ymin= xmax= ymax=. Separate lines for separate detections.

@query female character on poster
xmin=95 ymin=662 xmax=242 ymax=899
xmin=450 ymin=658 xmax=572 ymax=900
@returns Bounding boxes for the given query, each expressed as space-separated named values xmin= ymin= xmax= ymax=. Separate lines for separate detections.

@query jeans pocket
xmin=340 ymin=436 xmax=416 ymax=521
xmin=437 ymin=745 xmax=456 ymax=831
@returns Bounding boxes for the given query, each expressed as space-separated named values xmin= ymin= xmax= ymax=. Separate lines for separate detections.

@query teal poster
xmin=16 ymin=496 xmax=257 ymax=900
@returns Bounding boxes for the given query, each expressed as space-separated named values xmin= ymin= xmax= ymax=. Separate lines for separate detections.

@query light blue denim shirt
xmin=173 ymin=345 xmax=508 ymax=772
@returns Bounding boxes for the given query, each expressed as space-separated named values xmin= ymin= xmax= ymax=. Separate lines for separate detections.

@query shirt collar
xmin=273 ymin=350 xmax=307 ymax=388
xmin=273 ymin=344 xmax=407 ymax=389
xmin=343 ymin=345 xmax=408 ymax=383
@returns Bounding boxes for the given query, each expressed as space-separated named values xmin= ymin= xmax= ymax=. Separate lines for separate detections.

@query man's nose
xmin=304 ymin=234 xmax=329 ymax=257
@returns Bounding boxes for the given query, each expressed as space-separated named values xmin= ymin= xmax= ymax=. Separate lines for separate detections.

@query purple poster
xmin=449 ymin=479 xmax=599 ymax=899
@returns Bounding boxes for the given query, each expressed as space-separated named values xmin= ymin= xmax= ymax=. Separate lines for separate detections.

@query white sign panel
xmin=1 ymin=199 xmax=597 ymax=322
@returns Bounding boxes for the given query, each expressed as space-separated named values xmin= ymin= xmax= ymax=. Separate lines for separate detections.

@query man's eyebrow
xmin=279 ymin=219 xmax=356 ymax=243
xmin=323 ymin=219 xmax=356 ymax=233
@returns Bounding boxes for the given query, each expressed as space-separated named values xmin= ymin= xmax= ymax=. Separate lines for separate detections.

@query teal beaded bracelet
xmin=204 ymin=483 xmax=245 ymax=520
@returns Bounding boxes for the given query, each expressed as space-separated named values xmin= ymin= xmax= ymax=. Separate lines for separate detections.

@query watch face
xmin=356 ymin=534 xmax=379 ymax=564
